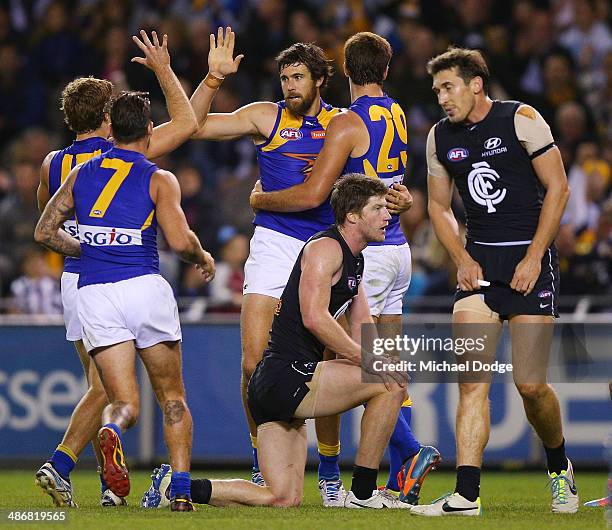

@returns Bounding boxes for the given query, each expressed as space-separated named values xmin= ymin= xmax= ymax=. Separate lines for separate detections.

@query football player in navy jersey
xmin=411 ymin=48 xmax=575 ymax=517
xmin=250 ymin=32 xmax=437 ymax=505
xmin=34 ymin=30 xmax=198 ymax=508
xmin=144 ymin=175 xmax=412 ymax=510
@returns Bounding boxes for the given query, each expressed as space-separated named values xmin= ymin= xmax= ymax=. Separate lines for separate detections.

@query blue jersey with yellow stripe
xmin=73 ymin=147 xmax=159 ymax=288
xmin=48 ymin=137 xmax=113 ymax=273
xmin=343 ymin=95 xmax=408 ymax=246
xmin=254 ymin=99 xmax=342 ymax=241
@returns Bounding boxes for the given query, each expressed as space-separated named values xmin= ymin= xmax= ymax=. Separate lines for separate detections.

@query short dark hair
xmin=109 ymin=91 xmax=151 ymax=144
xmin=276 ymin=43 xmax=333 ymax=89
xmin=330 ymin=173 xmax=388 ymax=225
xmin=61 ymin=77 xmax=113 ymax=134
xmin=344 ymin=32 xmax=392 ymax=86
xmin=426 ymin=47 xmax=490 ymax=94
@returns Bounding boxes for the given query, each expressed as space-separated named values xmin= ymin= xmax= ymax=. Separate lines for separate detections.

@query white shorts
xmin=61 ymin=272 xmax=82 ymax=341
xmin=362 ymin=243 xmax=412 ymax=317
xmin=77 ymin=274 xmax=181 ymax=353
xmin=243 ymin=226 xmax=305 ymax=299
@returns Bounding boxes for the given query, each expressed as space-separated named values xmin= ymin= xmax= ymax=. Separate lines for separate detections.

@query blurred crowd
xmin=0 ymin=0 xmax=610 ymax=315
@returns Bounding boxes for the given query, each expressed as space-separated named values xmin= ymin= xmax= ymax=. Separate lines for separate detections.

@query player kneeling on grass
xmin=143 ymin=174 xmax=411 ymax=509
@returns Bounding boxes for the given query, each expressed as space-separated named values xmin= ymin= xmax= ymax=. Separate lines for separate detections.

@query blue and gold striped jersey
xmin=254 ymin=99 xmax=342 ymax=241
xmin=343 ymin=95 xmax=408 ymax=246
xmin=73 ymin=147 xmax=159 ymax=287
xmin=48 ymin=137 xmax=113 ymax=273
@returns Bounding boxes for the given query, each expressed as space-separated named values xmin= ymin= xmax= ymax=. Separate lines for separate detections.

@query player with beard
xmin=168 ymin=29 xmax=349 ymax=500
xmin=249 ymin=31 xmax=438 ymax=504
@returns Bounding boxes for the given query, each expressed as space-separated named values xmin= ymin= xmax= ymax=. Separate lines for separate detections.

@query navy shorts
xmin=247 ymin=355 xmax=317 ymax=426
xmin=455 ymin=241 xmax=560 ymax=319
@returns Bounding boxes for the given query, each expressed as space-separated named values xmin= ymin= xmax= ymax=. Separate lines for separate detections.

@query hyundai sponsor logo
xmin=484 ymin=137 xmax=502 ymax=150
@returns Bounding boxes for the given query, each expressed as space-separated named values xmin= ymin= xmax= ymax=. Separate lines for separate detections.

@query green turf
xmin=0 ymin=470 xmax=607 ymax=529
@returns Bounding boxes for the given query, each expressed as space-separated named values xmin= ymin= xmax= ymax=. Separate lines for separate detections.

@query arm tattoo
xmin=164 ymin=400 xmax=186 ymax=425
xmin=35 ymin=176 xmax=81 ymax=257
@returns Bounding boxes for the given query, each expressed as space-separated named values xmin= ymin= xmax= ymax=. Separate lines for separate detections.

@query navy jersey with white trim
xmin=73 ymin=147 xmax=159 ymax=288
xmin=48 ymin=137 xmax=113 ymax=273
xmin=342 ymin=95 xmax=408 ymax=246
xmin=254 ymin=99 xmax=342 ymax=241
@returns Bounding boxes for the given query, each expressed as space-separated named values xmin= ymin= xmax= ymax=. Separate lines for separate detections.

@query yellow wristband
xmin=204 ymin=72 xmax=225 ymax=89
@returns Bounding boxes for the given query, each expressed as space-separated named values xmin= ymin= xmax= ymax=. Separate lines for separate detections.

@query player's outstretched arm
xmin=131 ymin=30 xmax=198 ymax=159
xmin=34 ymin=166 xmax=81 ymax=257
xmin=299 ymin=238 xmax=362 ymax=364
xmin=192 ymin=100 xmax=277 ymax=142
xmin=37 ymin=151 xmax=56 ymax=212
xmin=510 ymin=146 xmax=569 ymax=295
xmin=190 ymin=26 xmax=244 ymax=129
xmin=151 ymin=169 xmax=215 ymax=281
xmin=250 ymin=112 xmax=356 ymax=212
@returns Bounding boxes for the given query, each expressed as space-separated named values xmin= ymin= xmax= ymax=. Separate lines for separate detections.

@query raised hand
xmin=131 ymin=30 xmax=170 ymax=73
xmin=208 ymin=26 xmax=244 ymax=78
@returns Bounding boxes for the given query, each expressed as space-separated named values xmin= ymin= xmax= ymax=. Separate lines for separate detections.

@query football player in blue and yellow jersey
xmin=185 ymin=29 xmax=346 ymax=495
xmin=36 ymin=91 xmax=213 ymax=512
xmin=250 ymin=32 xmax=440 ymax=507
xmin=34 ymin=31 xmax=198 ymax=508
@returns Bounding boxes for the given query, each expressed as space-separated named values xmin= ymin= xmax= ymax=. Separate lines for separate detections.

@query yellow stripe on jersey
xmin=261 ymin=108 xmax=304 ymax=152
xmin=76 ymin=149 xmax=102 ymax=165
xmin=402 ymin=396 xmax=412 ymax=407
xmin=317 ymin=106 xmax=341 ymax=129
xmin=363 ymin=158 xmax=379 ymax=178
xmin=61 ymin=154 xmax=74 ymax=183
xmin=89 ymin=158 xmax=133 ymax=218
xmin=61 ymin=150 xmax=103 ymax=183
xmin=140 ymin=209 xmax=155 ymax=230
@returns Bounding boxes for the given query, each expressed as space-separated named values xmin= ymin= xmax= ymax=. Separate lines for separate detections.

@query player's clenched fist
xmin=196 ymin=250 xmax=216 ymax=282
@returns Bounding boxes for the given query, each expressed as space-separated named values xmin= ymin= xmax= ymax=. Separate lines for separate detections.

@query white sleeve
xmin=426 ymin=125 xmax=450 ymax=178
xmin=514 ymin=105 xmax=555 ymax=157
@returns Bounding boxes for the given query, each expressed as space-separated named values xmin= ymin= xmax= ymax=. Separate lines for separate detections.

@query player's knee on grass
xmin=269 ymin=491 xmax=302 ymax=507
xmin=515 ymin=382 xmax=549 ymax=402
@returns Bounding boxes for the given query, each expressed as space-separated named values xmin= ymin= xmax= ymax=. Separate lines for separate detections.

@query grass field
xmin=0 ymin=470 xmax=608 ymax=529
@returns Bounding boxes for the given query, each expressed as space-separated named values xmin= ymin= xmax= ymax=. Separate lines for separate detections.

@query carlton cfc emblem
xmin=467 ymin=161 xmax=507 ymax=213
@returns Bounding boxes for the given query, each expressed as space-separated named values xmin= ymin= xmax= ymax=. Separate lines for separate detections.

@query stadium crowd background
xmin=0 ymin=0 xmax=610 ymax=316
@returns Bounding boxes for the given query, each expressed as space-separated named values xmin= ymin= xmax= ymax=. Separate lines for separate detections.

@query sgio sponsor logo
xmin=62 ymin=220 xmax=79 ymax=239
xmin=78 ymin=225 xmax=142 ymax=246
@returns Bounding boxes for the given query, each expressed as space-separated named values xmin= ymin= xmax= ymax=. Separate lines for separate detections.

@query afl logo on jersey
xmin=484 ymin=137 xmax=502 ymax=150
xmin=447 ymin=147 xmax=469 ymax=162
xmin=467 ymin=161 xmax=507 ymax=213
xmin=280 ymin=128 xmax=303 ymax=140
